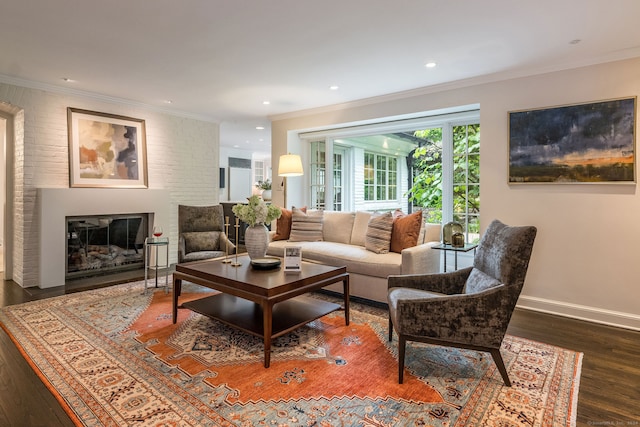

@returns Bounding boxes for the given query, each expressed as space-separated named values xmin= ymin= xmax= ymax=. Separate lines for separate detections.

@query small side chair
xmin=178 ymin=204 xmax=236 ymax=263
xmin=387 ymin=219 xmax=537 ymax=386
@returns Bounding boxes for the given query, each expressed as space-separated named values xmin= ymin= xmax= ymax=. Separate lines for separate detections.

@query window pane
xmin=389 ymin=157 xmax=397 ymax=171
xmin=468 ymin=124 xmax=480 ymax=154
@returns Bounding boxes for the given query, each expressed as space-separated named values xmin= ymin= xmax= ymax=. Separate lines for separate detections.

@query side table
xmin=432 ymin=243 xmax=478 ymax=272
xmin=144 ymin=236 xmax=170 ymax=293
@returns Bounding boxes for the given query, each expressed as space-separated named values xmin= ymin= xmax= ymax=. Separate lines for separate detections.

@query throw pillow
xmin=365 ymin=211 xmax=394 ymax=254
xmin=273 ymin=206 xmax=306 ymax=241
xmin=183 ymin=231 xmax=221 ymax=254
xmin=289 ymin=208 xmax=324 ymax=242
xmin=350 ymin=211 xmax=372 ymax=246
xmin=390 ymin=210 xmax=423 ymax=253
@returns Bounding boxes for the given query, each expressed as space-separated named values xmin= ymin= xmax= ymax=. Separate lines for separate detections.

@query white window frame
xmin=299 ymin=109 xmax=480 ymax=215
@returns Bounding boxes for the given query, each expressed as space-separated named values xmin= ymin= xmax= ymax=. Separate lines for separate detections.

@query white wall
xmin=0 ymin=82 xmax=220 ymax=287
xmin=271 ymin=57 xmax=640 ymax=330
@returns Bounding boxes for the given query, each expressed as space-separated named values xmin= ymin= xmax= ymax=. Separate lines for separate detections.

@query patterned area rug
xmin=0 ymin=279 xmax=582 ymax=426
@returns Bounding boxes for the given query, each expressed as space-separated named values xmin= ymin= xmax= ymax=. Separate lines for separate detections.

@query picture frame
xmin=508 ymin=97 xmax=636 ymax=184
xmin=284 ymin=245 xmax=302 ymax=273
xmin=67 ymin=107 xmax=148 ymax=188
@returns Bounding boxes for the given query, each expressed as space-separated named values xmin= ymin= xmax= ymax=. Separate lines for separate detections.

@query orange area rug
xmin=0 ymin=279 xmax=581 ymax=426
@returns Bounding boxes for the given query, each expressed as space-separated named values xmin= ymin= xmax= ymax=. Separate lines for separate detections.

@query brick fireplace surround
xmin=38 ymin=188 xmax=169 ymax=289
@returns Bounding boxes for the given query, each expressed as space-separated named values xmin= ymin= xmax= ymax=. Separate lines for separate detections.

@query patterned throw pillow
xmin=390 ymin=210 xmax=423 ymax=253
xmin=365 ymin=211 xmax=394 ymax=254
xmin=289 ymin=208 xmax=324 ymax=242
xmin=273 ymin=206 xmax=306 ymax=241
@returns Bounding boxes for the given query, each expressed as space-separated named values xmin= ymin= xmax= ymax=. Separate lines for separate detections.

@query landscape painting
xmin=68 ymin=108 xmax=148 ymax=188
xmin=508 ymin=97 xmax=636 ymax=183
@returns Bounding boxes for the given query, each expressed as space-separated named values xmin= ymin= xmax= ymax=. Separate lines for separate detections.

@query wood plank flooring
xmin=1 ymin=277 xmax=639 ymax=426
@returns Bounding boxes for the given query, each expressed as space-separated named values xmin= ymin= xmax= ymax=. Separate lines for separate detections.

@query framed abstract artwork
xmin=67 ymin=108 xmax=148 ymax=188
xmin=508 ymin=97 xmax=636 ymax=184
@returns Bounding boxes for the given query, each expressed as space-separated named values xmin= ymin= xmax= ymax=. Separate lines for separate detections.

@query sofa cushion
xmin=463 ymin=267 xmax=502 ymax=294
xmin=390 ymin=210 xmax=423 ymax=253
xmin=182 ymin=250 xmax=225 ymax=262
xmin=273 ymin=206 xmax=306 ymax=241
xmin=323 ymin=211 xmax=355 ymax=244
xmin=365 ymin=212 xmax=394 ymax=254
xmin=183 ymin=231 xmax=220 ymax=254
xmin=289 ymin=208 xmax=324 ymax=242
xmin=350 ymin=211 xmax=372 ymax=246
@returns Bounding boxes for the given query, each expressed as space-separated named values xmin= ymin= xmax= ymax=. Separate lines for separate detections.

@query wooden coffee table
xmin=172 ymin=255 xmax=349 ymax=368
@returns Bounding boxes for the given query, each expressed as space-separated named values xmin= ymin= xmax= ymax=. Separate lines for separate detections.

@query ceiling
xmin=2 ymin=0 xmax=640 ymax=152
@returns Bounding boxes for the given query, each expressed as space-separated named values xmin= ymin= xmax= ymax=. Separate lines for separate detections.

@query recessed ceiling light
xmin=329 ymin=85 xmax=339 ymax=91
xmin=163 ymin=100 xmax=173 ymax=104
xmin=62 ymin=77 xmax=75 ymax=82
xmin=262 ymin=100 xmax=270 ymax=105
xmin=425 ymin=62 xmax=437 ymax=68
xmin=256 ymin=126 xmax=265 ymax=130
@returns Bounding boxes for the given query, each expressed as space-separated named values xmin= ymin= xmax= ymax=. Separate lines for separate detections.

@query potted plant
xmin=256 ymin=179 xmax=272 ymax=201
xmin=232 ymin=195 xmax=281 ymax=259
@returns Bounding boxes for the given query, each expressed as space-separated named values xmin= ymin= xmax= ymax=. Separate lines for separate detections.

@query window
xmin=299 ymin=108 xmax=479 ymax=218
xmin=254 ymin=160 xmax=265 ymax=185
xmin=452 ymin=123 xmax=480 ymax=243
xmin=410 ymin=121 xmax=480 ymax=242
xmin=310 ymin=141 xmax=326 ymax=210
xmin=310 ymin=141 xmax=346 ymax=210
xmin=365 ymin=152 xmax=397 ymax=201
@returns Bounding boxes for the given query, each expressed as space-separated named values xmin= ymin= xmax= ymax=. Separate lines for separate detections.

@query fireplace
xmin=66 ymin=214 xmax=148 ymax=279
xmin=38 ymin=188 xmax=169 ymax=289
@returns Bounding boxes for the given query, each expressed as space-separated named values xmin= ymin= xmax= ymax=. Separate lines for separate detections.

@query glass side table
xmin=144 ymin=236 xmax=170 ymax=293
xmin=432 ymin=243 xmax=478 ymax=272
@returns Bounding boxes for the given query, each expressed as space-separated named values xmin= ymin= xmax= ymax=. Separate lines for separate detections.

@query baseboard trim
xmin=517 ymin=295 xmax=640 ymax=332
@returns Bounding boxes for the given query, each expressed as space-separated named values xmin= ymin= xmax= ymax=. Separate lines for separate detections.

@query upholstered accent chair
xmin=178 ymin=204 xmax=236 ymax=263
xmin=387 ymin=219 xmax=537 ymax=386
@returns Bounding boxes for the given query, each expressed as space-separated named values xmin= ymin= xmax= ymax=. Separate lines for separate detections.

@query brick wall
xmin=0 ymin=82 xmax=219 ymax=287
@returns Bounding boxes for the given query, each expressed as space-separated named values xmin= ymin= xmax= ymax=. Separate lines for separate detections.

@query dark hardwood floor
xmin=1 ymin=274 xmax=639 ymax=426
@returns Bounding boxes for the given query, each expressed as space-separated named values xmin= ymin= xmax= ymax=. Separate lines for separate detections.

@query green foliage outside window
xmin=408 ymin=125 xmax=481 ymax=239
xmin=407 ymin=128 xmax=443 ymax=223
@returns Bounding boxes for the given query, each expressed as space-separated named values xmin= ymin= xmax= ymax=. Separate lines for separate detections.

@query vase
xmin=244 ymin=223 xmax=269 ymax=260
xmin=261 ymin=189 xmax=272 ymax=201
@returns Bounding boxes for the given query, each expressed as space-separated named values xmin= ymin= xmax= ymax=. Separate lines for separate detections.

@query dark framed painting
xmin=508 ymin=97 xmax=636 ymax=184
xmin=67 ymin=108 xmax=148 ymax=188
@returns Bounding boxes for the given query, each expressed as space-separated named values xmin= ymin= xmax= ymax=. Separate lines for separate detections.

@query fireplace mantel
xmin=38 ymin=188 xmax=170 ymax=289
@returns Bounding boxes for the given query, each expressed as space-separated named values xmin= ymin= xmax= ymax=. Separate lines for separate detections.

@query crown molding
xmin=269 ymin=50 xmax=640 ymax=122
xmin=0 ymin=74 xmax=218 ymax=123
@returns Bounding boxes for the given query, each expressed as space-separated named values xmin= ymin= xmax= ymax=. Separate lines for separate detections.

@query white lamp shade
xmin=278 ymin=154 xmax=304 ymax=176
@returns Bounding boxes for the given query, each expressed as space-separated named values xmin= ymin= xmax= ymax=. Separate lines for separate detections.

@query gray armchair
xmin=387 ymin=219 xmax=537 ymax=386
xmin=178 ymin=204 xmax=236 ymax=263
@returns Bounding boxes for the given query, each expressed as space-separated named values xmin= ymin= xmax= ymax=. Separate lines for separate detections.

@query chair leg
xmin=388 ymin=318 xmax=393 ymax=341
xmin=490 ymin=348 xmax=511 ymax=387
xmin=398 ymin=335 xmax=406 ymax=384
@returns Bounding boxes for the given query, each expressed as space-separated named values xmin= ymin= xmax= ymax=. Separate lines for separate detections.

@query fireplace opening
xmin=66 ymin=214 xmax=148 ymax=279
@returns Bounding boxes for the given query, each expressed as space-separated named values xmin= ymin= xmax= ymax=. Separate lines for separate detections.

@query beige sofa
xmin=267 ymin=211 xmax=441 ymax=303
